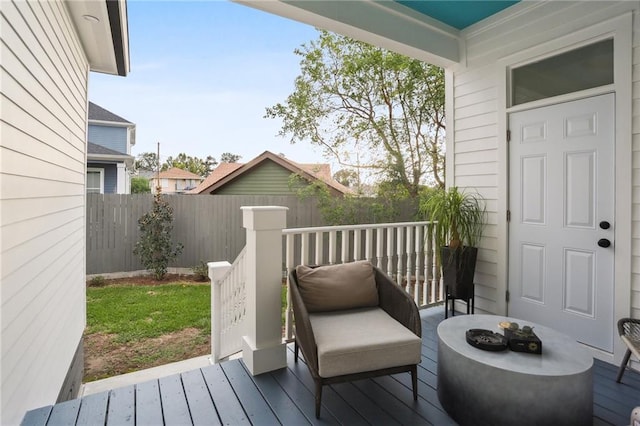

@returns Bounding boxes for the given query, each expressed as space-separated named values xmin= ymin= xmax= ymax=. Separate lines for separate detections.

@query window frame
xmin=87 ymin=167 xmax=104 ymax=194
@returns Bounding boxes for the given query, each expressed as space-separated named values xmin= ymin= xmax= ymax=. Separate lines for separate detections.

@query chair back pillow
xmin=295 ymin=261 xmax=379 ymax=312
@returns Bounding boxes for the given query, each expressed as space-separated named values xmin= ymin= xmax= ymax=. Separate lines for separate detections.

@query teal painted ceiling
xmin=395 ymin=0 xmax=521 ymax=30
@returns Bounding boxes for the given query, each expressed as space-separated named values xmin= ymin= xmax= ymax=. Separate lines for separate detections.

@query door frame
xmin=494 ymin=13 xmax=633 ymax=363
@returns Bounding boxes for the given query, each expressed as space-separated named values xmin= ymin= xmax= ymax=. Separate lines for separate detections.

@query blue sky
xmin=89 ymin=1 xmax=324 ymax=165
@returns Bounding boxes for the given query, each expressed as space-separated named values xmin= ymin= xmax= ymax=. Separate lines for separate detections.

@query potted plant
xmin=420 ymin=187 xmax=486 ymax=312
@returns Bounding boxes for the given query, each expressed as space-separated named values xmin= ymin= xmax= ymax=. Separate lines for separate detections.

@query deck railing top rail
xmin=283 ymin=220 xmax=434 ymax=234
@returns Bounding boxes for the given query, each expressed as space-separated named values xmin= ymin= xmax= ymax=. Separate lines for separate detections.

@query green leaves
xmin=420 ymin=187 xmax=486 ymax=250
xmin=266 ymin=30 xmax=445 ymax=196
xmin=133 ymin=193 xmax=184 ymax=280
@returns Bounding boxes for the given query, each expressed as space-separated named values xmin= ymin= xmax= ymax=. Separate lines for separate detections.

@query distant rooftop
xmin=87 ymin=142 xmax=130 ymax=156
xmin=156 ymin=167 xmax=203 ymax=180
xmin=88 ymin=102 xmax=132 ymax=124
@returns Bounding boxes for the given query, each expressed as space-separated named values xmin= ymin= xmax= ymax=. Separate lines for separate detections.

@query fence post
xmin=241 ymin=206 xmax=288 ymax=375
xmin=208 ymin=261 xmax=231 ymax=364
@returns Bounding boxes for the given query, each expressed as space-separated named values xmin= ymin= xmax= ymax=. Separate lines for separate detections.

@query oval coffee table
xmin=437 ymin=315 xmax=593 ymax=426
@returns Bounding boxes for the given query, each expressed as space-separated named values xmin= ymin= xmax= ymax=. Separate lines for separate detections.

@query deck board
xmin=158 ymin=374 xmax=192 ymax=425
xmin=76 ymin=392 xmax=108 ymax=426
xmin=134 ymin=380 xmax=163 ymax=426
xmin=21 ymin=307 xmax=640 ymax=426
xmin=220 ymin=359 xmax=280 ymax=425
xmin=181 ymin=369 xmax=219 ymax=426
xmin=201 ymin=363 xmax=250 ymax=425
xmin=248 ymin=364 xmax=312 ymax=425
xmin=106 ymin=385 xmax=135 ymax=426
xmin=47 ymin=399 xmax=81 ymax=426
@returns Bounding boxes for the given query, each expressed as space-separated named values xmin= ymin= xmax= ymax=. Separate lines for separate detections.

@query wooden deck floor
xmin=23 ymin=307 xmax=640 ymax=425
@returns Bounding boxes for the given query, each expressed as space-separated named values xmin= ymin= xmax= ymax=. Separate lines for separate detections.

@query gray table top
xmin=437 ymin=314 xmax=593 ymax=376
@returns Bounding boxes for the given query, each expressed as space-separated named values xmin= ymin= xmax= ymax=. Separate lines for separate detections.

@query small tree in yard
xmin=134 ymin=192 xmax=183 ymax=280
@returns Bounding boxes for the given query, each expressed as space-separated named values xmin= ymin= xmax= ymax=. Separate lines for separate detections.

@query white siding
xmin=632 ymin=9 xmax=640 ymax=320
xmin=0 ymin=0 xmax=88 ymax=424
xmin=450 ymin=2 xmax=640 ymax=325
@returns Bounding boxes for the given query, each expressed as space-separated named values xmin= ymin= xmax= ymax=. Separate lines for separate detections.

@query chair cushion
xmin=295 ymin=261 xmax=379 ymax=313
xmin=309 ymin=307 xmax=422 ymax=377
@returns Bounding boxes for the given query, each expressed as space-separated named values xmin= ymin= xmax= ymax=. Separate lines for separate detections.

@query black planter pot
xmin=441 ymin=246 xmax=478 ymax=301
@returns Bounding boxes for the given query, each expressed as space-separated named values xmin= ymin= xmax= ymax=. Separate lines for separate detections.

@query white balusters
xmin=315 ymin=231 xmax=322 ymax=265
xmin=375 ymin=227 xmax=384 ymax=268
xmin=281 ymin=220 xmax=440 ymax=340
xmin=341 ymin=230 xmax=349 ymax=263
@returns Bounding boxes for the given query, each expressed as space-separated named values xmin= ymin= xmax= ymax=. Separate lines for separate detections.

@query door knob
xmin=597 ymin=239 xmax=611 ymax=248
xmin=599 ymin=221 xmax=611 ymax=230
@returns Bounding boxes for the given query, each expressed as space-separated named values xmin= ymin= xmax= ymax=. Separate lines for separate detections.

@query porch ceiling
xmin=236 ymin=0 xmax=522 ymax=68
xmin=396 ymin=0 xmax=520 ymax=30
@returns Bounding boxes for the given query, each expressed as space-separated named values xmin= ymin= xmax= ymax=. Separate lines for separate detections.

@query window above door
xmin=511 ymin=39 xmax=613 ymax=106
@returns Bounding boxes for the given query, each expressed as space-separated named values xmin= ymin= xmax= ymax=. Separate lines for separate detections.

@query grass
xmin=84 ymin=279 xmax=288 ymax=381
xmin=86 ymin=282 xmax=210 ymax=344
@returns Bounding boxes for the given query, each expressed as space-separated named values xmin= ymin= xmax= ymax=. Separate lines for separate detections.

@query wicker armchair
xmin=289 ymin=262 xmax=422 ymax=418
xmin=616 ymin=317 xmax=640 ymax=383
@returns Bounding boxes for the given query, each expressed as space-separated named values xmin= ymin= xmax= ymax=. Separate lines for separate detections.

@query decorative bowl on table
xmin=465 ymin=328 xmax=508 ymax=351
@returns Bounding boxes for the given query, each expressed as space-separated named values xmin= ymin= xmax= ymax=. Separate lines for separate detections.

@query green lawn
xmin=84 ymin=280 xmax=288 ymax=381
xmin=86 ymin=283 xmax=211 ymax=344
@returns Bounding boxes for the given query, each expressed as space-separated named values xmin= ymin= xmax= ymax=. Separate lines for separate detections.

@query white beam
xmin=236 ymin=0 xmax=461 ymax=68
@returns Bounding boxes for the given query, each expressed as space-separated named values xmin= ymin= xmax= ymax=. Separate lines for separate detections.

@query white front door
xmin=508 ymin=94 xmax=615 ymax=352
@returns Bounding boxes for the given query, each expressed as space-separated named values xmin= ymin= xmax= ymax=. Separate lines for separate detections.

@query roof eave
xmin=66 ymin=0 xmax=130 ymax=77
xmin=87 ymin=153 xmax=134 ymax=166
xmin=235 ymin=0 xmax=461 ymax=68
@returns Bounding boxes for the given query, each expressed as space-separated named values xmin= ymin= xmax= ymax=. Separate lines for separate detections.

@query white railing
xmin=282 ymin=221 xmax=441 ymax=340
xmin=210 ymin=216 xmax=443 ymax=364
xmin=209 ymin=247 xmax=247 ymax=363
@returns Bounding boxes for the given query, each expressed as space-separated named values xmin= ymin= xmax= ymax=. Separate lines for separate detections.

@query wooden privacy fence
xmin=86 ymin=194 xmax=419 ymax=274
xmin=86 ymin=194 xmax=326 ymax=274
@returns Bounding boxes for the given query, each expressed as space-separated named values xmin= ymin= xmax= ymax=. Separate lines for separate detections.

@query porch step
xmin=80 ymin=355 xmax=213 ymax=397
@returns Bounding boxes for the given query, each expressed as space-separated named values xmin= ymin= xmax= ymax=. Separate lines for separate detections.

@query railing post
xmin=208 ymin=261 xmax=231 ymax=364
xmin=241 ymin=206 xmax=288 ymax=375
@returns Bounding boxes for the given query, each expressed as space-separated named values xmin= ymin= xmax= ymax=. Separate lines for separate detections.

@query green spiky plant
xmin=420 ymin=186 xmax=486 ymax=253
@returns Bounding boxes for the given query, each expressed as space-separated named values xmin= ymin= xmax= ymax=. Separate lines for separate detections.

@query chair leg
xmin=471 ymin=288 xmax=475 ymax=314
xmin=616 ymin=349 xmax=632 ymax=383
xmin=411 ymin=365 xmax=418 ymax=401
xmin=315 ymin=380 xmax=323 ymax=418
xmin=444 ymin=290 xmax=449 ymax=319
xmin=294 ymin=340 xmax=299 ymax=363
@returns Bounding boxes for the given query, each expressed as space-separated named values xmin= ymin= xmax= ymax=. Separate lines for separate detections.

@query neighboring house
xmin=150 ymin=167 xmax=203 ymax=194
xmin=247 ymin=1 xmax=639 ymax=368
xmin=0 ymin=0 xmax=129 ymax=424
xmin=191 ymin=150 xmax=351 ymax=196
xmin=87 ymin=102 xmax=135 ymax=194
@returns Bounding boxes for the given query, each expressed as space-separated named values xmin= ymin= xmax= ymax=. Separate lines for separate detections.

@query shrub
xmin=131 ymin=176 xmax=151 ymax=193
xmin=191 ymin=261 xmax=209 ymax=282
xmin=133 ymin=192 xmax=184 ymax=280
xmin=88 ymin=275 xmax=106 ymax=287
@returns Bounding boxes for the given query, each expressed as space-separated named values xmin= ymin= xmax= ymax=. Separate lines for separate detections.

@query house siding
xmin=88 ymin=124 xmax=127 ymax=154
xmin=450 ymin=2 xmax=639 ymax=350
xmin=0 ymin=0 xmax=88 ymax=424
xmin=216 ymin=161 xmax=302 ymax=195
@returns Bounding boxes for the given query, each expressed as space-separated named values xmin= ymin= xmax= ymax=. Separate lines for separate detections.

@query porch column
xmin=116 ymin=163 xmax=127 ymax=193
xmin=241 ymin=206 xmax=288 ymax=375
